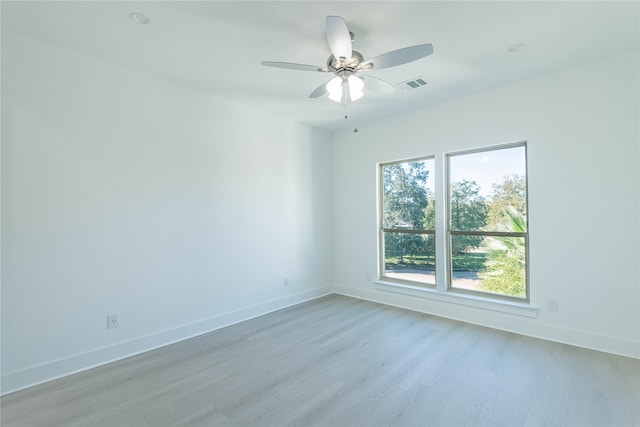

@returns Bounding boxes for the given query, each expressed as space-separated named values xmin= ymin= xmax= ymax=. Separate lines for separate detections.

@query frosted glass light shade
xmin=326 ymin=77 xmax=343 ymax=102
xmin=348 ymin=75 xmax=364 ymax=101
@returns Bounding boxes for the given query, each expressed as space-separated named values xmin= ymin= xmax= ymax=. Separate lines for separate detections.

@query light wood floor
xmin=2 ymin=295 xmax=639 ymax=426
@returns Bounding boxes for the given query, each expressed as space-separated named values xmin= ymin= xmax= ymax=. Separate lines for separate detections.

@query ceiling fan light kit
xmin=261 ymin=16 xmax=433 ymax=104
xmin=327 ymin=75 xmax=364 ymax=103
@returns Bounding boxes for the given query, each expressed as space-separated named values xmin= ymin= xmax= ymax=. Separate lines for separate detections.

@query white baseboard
xmin=333 ymin=284 xmax=640 ymax=360
xmin=4 ymin=284 xmax=637 ymax=395
xmin=1 ymin=287 xmax=332 ymax=395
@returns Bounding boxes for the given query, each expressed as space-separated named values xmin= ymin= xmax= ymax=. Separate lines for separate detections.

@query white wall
xmin=1 ymin=31 xmax=333 ymax=393
xmin=332 ymin=52 xmax=640 ymax=358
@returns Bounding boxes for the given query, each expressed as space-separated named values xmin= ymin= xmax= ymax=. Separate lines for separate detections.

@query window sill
xmin=374 ymin=280 xmax=538 ymax=318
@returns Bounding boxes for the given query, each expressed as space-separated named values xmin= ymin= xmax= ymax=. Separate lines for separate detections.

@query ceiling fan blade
xmin=361 ymin=75 xmax=395 ymax=95
xmin=261 ymin=61 xmax=327 ymax=72
xmin=309 ymin=79 xmax=332 ymax=98
xmin=364 ymin=43 xmax=433 ymax=70
xmin=325 ymin=16 xmax=352 ymax=60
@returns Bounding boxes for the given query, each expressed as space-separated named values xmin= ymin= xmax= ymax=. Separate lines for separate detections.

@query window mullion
xmin=435 ymin=153 xmax=448 ymax=292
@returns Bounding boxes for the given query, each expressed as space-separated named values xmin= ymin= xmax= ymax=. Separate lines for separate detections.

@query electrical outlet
xmin=283 ymin=277 xmax=290 ymax=287
xmin=107 ymin=313 xmax=119 ymax=329
xmin=365 ymin=272 xmax=372 ymax=282
xmin=547 ymin=299 xmax=558 ymax=312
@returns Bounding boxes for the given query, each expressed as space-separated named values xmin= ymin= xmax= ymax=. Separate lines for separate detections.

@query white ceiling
xmin=2 ymin=1 xmax=639 ymax=131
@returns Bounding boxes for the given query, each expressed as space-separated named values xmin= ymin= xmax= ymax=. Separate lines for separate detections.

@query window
xmin=447 ymin=143 xmax=529 ymax=301
xmin=379 ymin=157 xmax=436 ymax=286
xmin=377 ymin=142 xmax=530 ymax=307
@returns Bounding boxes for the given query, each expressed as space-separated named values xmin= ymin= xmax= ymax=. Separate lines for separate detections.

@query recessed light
xmin=129 ymin=12 xmax=151 ymax=25
xmin=508 ymin=43 xmax=525 ymax=52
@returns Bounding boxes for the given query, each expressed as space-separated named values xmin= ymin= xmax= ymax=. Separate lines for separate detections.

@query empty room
xmin=1 ymin=1 xmax=639 ymax=426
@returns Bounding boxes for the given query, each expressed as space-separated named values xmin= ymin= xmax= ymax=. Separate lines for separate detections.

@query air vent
xmin=398 ymin=77 xmax=428 ymax=90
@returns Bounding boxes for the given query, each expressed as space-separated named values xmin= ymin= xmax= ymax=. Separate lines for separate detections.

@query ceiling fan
xmin=261 ymin=16 xmax=433 ymax=104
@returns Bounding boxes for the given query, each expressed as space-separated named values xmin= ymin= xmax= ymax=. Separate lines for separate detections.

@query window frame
xmin=445 ymin=141 xmax=530 ymax=302
xmin=378 ymin=155 xmax=436 ymax=288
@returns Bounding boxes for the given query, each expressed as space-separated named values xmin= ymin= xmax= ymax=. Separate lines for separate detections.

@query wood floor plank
xmin=2 ymin=295 xmax=638 ymax=426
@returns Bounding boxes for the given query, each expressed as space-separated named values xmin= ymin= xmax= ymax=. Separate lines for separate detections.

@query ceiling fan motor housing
xmin=327 ymin=51 xmax=371 ymax=79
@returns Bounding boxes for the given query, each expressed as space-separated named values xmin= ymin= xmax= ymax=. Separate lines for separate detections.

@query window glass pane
xmin=383 ymin=232 xmax=435 ymax=285
xmin=382 ymin=158 xmax=435 ymax=230
xmin=449 ymin=146 xmax=527 ymax=232
xmin=450 ymin=235 xmax=526 ymax=299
